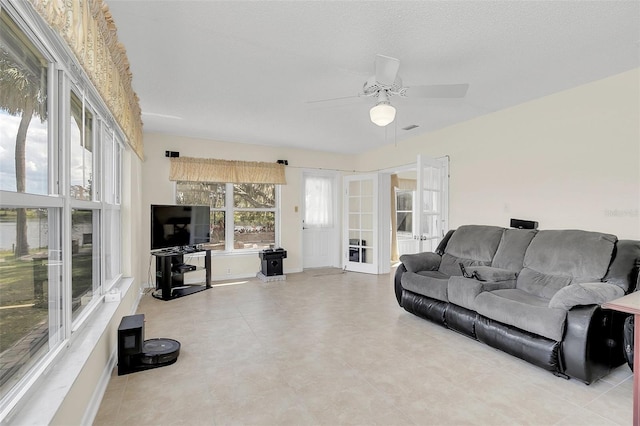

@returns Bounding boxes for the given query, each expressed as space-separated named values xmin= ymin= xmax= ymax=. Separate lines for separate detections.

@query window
xmin=0 ymin=8 xmax=123 ymax=411
xmin=176 ymin=181 xmax=278 ymax=251
xmin=304 ymin=175 xmax=333 ymax=228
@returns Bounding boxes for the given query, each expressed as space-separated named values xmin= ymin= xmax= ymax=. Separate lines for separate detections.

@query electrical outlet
xmin=226 ymin=268 xmax=231 ymax=275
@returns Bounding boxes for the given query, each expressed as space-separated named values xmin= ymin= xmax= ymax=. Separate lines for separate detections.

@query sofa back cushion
xmin=517 ymin=230 xmax=617 ymax=299
xmin=444 ymin=225 xmax=504 ymax=262
xmin=438 ymin=225 xmax=505 ymax=277
xmin=492 ymin=229 xmax=537 ymax=271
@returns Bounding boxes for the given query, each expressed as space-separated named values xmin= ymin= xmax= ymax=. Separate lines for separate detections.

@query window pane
xmin=115 ymin=142 xmax=122 ymax=204
xmin=397 ymin=191 xmax=413 ymax=211
xmin=103 ymin=129 xmax=114 ymax=204
xmin=210 ymin=211 xmax=225 ymax=251
xmin=0 ymin=11 xmax=49 ymax=195
xmin=70 ymin=92 xmax=93 ymax=201
xmin=397 ymin=212 xmax=412 ymax=233
xmin=233 ymin=211 xmax=274 ymax=250
xmin=234 ymin=184 xmax=275 ymax=208
xmin=176 ymin=182 xmax=225 ymax=250
xmin=176 ymin=182 xmax=225 ymax=208
xmin=104 ymin=208 xmax=120 ymax=283
xmin=0 ymin=208 xmax=56 ymax=400
xmin=71 ymin=209 xmax=97 ymax=320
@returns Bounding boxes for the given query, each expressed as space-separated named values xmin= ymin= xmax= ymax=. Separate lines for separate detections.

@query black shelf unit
xmin=152 ymin=248 xmax=211 ymax=301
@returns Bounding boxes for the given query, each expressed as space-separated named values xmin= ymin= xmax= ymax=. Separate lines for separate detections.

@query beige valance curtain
xmin=29 ymin=0 xmax=144 ymax=158
xmin=169 ymin=157 xmax=287 ymax=184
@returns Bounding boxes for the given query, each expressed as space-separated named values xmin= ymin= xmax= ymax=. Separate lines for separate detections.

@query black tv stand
xmin=151 ymin=247 xmax=211 ymax=301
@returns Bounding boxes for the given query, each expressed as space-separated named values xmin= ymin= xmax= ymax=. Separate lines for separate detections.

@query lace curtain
xmin=304 ymin=175 xmax=333 ymax=227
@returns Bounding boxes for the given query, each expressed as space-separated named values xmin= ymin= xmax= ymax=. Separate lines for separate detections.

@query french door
xmin=413 ymin=155 xmax=449 ymax=253
xmin=344 ymin=174 xmax=379 ymax=274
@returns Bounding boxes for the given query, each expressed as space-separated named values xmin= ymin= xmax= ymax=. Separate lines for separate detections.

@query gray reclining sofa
xmin=394 ymin=225 xmax=640 ymax=384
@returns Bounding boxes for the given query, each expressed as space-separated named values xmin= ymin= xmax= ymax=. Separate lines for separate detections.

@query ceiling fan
xmin=309 ymin=54 xmax=469 ymax=127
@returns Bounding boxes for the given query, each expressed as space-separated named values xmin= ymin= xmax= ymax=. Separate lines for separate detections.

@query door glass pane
xmin=348 ymin=196 xmax=360 ymax=212
xmin=361 ymin=196 xmax=373 ymax=213
xmin=361 ymin=179 xmax=373 ymax=195
xmin=361 ymin=231 xmax=373 ymax=247
xmin=0 ymin=208 xmax=54 ymax=400
xmin=348 ymin=213 xmax=360 ymax=229
xmin=348 ymin=180 xmax=360 ymax=196
xmin=0 ymin=12 xmax=49 ymax=195
xmin=361 ymin=213 xmax=373 ymax=230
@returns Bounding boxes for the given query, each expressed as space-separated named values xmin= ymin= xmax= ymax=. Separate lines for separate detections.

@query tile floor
xmin=94 ymin=268 xmax=633 ymax=425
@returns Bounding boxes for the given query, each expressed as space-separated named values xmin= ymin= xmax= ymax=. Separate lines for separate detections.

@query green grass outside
xmin=0 ymin=249 xmax=92 ymax=353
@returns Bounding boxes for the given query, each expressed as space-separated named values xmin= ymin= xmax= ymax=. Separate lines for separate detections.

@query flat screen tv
xmin=151 ymin=205 xmax=210 ymax=251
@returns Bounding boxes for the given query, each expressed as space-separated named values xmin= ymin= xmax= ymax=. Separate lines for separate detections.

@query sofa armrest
xmin=465 ymin=266 xmax=518 ymax=282
xmin=448 ymin=276 xmax=516 ymax=311
xmin=400 ymin=252 xmax=442 ymax=273
xmin=548 ymin=282 xmax=625 ymax=311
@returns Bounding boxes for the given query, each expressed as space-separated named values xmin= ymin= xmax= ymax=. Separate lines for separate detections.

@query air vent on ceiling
xmin=402 ymin=124 xmax=419 ymax=131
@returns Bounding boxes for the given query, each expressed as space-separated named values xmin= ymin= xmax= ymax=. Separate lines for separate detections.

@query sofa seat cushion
xmin=448 ymin=276 xmax=516 ymax=311
xmin=475 ymin=288 xmax=567 ymax=341
xmin=401 ymin=271 xmax=449 ymax=302
xmin=516 ymin=268 xmax=573 ymax=300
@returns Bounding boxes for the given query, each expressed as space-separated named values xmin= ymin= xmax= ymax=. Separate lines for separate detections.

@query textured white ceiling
xmin=106 ymin=1 xmax=640 ymax=155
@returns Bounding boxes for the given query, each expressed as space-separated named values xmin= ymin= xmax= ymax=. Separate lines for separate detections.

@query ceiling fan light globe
xmin=370 ymin=103 xmax=396 ymax=126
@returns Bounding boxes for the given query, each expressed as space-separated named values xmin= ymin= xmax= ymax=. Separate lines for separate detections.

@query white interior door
xmin=415 ymin=155 xmax=449 ymax=252
xmin=302 ymin=171 xmax=338 ymax=268
xmin=344 ymin=174 xmax=378 ymax=274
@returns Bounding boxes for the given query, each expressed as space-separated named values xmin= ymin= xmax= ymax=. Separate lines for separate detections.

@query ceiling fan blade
xmin=375 ymin=54 xmax=400 ymax=86
xmin=305 ymin=94 xmax=362 ymax=104
xmin=404 ymin=83 xmax=469 ymax=98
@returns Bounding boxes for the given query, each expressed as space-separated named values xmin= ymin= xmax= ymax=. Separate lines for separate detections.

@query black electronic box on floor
xmin=259 ymin=248 xmax=287 ymax=276
xmin=117 ymin=314 xmax=180 ymax=375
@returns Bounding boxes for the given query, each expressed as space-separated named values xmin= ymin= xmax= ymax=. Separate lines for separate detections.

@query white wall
xmin=141 ymin=133 xmax=356 ymax=280
xmin=140 ymin=69 xmax=639 ymax=283
xmin=357 ymin=69 xmax=640 ymax=240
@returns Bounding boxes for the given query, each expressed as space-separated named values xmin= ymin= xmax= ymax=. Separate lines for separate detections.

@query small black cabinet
xmin=152 ymin=248 xmax=211 ymax=301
